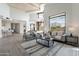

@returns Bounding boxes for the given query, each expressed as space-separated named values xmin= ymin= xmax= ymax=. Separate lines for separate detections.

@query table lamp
xmin=68 ymin=27 xmax=75 ymax=37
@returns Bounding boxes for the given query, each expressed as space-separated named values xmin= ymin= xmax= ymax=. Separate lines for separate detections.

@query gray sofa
xmin=52 ymin=31 xmax=65 ymax=42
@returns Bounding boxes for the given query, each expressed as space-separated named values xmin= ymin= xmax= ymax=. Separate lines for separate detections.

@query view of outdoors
xmin=50 ymin=15 xmax=65 ymax=32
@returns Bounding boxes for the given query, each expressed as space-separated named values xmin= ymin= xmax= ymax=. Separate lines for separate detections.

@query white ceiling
xmin=8 ymin=3 xmax=41 ymax=12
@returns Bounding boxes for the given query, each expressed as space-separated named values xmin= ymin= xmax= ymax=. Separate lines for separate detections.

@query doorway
xmin=11 ymin=23 xmax=20 ymax=33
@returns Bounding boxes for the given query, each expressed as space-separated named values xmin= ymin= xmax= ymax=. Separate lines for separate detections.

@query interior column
xmin=0 ymin=19 xmax=2 ymax=38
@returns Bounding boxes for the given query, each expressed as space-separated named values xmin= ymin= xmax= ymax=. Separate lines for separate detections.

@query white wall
xmin=0 ymin=3 xmax=10 ymax=17
xmin=29 ymin=13 xmax=38 ymax=22
xmin=10 ymin=7 xmax=29 ymax=21
xmin=71 ymin=4 xmax=79 ymax=36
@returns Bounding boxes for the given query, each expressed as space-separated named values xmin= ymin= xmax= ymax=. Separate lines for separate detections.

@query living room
xmin=0 ymin=3 xmax=79 ymax=56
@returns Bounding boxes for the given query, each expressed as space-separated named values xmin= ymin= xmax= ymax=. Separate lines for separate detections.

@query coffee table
xmin=36 ymin=36 xmax=54 ymax=47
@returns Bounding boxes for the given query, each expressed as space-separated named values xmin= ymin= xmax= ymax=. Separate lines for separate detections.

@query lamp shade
xmin=68 ymin=27 xmax=75 ymax=32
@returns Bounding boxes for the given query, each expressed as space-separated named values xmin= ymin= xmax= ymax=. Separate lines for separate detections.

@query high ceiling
xmin=8 ymin=3 xmax=42 ymax=12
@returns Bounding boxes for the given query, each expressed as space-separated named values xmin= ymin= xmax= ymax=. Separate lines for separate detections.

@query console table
xmin=63 ymin=35 xmax=78 ymax=46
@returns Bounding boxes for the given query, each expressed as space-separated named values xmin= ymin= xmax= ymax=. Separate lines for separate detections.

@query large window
xmin=49 ymin=12 xmax=66 ymax=33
